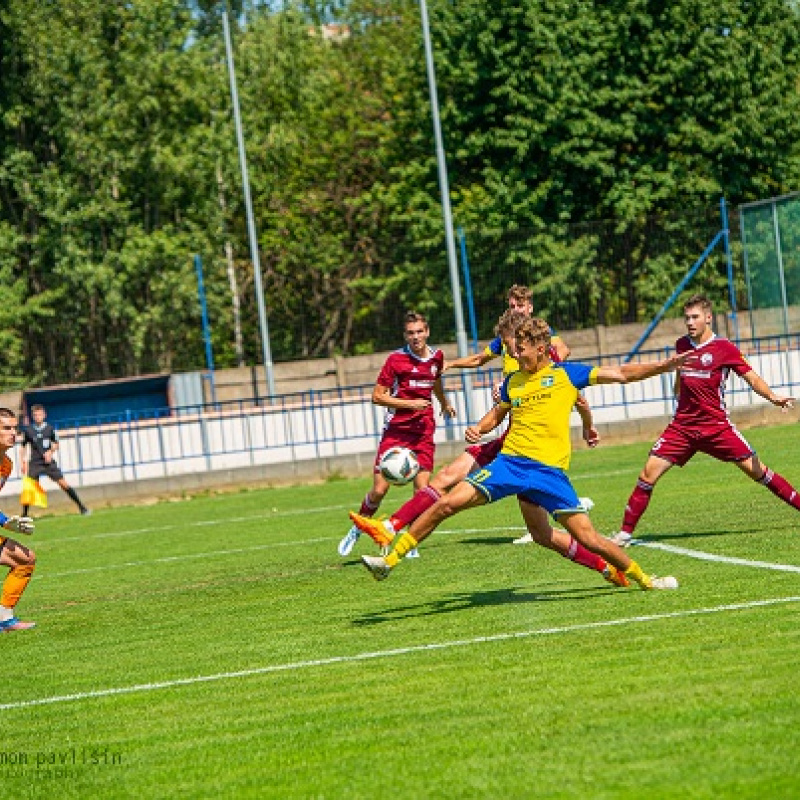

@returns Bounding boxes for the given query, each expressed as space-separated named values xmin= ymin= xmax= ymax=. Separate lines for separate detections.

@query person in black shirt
xmin=21 ymin=405 xmax=90 ymax=516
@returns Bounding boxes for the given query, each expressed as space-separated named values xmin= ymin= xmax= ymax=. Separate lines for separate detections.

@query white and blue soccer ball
xmin=379 ymin=447 xmax=420 ymax=486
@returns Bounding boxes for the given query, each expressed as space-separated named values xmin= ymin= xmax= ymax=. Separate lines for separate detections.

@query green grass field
xmin=4 ymin=424 xmax=800 ymax=799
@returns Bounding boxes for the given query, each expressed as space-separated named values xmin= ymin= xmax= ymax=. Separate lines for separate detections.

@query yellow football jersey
xmin=499 ymin=362 xmax=598 ymax=469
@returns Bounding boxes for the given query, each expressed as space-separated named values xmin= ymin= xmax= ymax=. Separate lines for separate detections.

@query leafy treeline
xmin=1 ymin=0 xmax=799 ymax=387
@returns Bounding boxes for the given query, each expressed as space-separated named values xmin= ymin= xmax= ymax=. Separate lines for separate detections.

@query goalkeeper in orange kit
xmin=0 ymin=408 xmax=36 ymax=632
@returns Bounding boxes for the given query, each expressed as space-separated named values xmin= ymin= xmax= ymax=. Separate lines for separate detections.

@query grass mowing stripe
xmin=40 ymin=526 xmax=531 ymax=579
xmin=639 ymin=540 xmax=800 ymax=572
xmin=40 ymin=504 xmax=350 ymax=544
xmin=5 ymin=594 xmax=799 ymax=712
xmin=38 ymin=526 xmax=800 ymax=579
xmin=41 ymin=537 xmax=336 ymax=579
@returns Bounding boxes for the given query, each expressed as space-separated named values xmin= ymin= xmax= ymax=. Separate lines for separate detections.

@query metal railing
xmin=10 ymin=335 xmax=800 ymax=490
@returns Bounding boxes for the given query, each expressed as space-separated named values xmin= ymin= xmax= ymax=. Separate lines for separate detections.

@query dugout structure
xmin=22 ymin=375 xmax=171 ymax=428
xmin=740 ymin=192 xmax=800 ymax=339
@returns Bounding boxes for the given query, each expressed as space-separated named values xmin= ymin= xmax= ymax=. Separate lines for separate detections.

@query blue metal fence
xmin=12 ymin=335 xmax=800 ymax=486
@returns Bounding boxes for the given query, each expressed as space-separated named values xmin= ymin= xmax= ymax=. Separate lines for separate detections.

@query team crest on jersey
xmin=541 ymin=376 xmax=555 ymax=387
xmin=512 ymin=398 xmax=523 ymax=408
xmin=700 ymin=353 xmax=713 ymax=366
xmin=431 ymin=365 xmax=438 ymax=376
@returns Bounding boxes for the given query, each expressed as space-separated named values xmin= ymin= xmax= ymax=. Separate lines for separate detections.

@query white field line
xmin=39 ymin=527 xmax=521 ymax=580
xmin=637 ymin=540 xmax=800 ymax=573
xmin=37 ymin=465 xmax=636 ymax=545
xmin=3 ymin=595 xmax=799 ymax=711
xmin=41 ymin=527 xmax=800 ymax=580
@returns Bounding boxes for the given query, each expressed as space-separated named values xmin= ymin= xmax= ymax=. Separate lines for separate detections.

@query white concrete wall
xmin=5 ymin=348 xmax=798 ymax=501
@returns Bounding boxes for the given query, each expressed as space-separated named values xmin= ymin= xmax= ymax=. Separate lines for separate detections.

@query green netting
xmin=778 ymin=197 xmax=800 ymax=306
xmin=741 ymin=192 xmax=800 ymax=336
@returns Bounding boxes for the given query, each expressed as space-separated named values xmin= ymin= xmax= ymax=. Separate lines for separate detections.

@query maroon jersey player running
xmin=611 ymin=294 xmax=797 ymax=546
xmin=338 ymin=311 xmax=456 ymax=556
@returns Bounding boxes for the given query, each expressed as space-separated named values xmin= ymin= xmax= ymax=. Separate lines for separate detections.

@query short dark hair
xmin=683 ymin=294 xmax=712 ymax=314
xmin=0 ymin=407 xmax=17 ymax=420
xmin=403 ymin=311 xmax=428 ymax=328
xmin=31 ymin=404 xmax=45 ymax=413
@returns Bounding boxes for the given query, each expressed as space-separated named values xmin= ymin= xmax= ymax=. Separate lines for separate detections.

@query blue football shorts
xmin=465 ymin=453 xmax=583 ymax=518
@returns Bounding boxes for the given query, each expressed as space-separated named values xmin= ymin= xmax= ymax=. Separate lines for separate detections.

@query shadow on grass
xmin=352 ymin=585 xmax=611 ymax=626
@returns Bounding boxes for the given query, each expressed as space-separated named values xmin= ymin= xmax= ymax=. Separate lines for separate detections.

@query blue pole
xmin=456 ymin=227 xmax=479 ymax=352
xmin=194 ymin=255 xmax=217 ymax=404
xmin=625 ymin=231 xmax=724 ymax=362
xmin=720 ymin=197 xmax=740 ymax=344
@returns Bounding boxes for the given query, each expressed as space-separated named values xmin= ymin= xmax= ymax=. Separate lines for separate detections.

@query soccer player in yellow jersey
xmin=0 ymin=408 xmax=36 ymax=632
xmin=339 ymin=286 xmax=570 ymax=558
xmin=361 ymin=318 xmax=693 ymax=589
xmin=352 ymin=310 xmax=628 ymax=587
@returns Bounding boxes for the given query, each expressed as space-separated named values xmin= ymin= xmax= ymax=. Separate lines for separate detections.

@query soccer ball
xmin=378 ymin=447 xmax=420 ymax=486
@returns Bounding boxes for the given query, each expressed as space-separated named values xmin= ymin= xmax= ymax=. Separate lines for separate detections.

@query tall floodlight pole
xmin=418 ymin=0 xmax=474 ymax=422
xmin=222 ymin=4 xmax=276 ymax=398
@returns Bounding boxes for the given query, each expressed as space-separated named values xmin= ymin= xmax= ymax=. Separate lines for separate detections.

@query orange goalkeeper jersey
xmin=0 ymin=454 xmax=11 ymax=490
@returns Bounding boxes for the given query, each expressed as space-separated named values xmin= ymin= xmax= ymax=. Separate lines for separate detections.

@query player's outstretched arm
xmin=595 ymin=351 xmax=695 ymax=385
xmin=465 ymin=405 xmax=508 ymax=444
xmin=443 ymin=352 xmax=495 ymax=372
xmin=741 ymin=370 xmax=795 ymax=410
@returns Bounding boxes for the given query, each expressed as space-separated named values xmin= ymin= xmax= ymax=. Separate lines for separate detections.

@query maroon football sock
xmin=389 ymin=486 xmax=441 ymax=531
xmin=565 ymin=537 xmax=606 ymax=573
xmin=358 ymin=493 xmax=381 ymax=517
xmin=621 ymin=480 xmax=654 ymax=533
xmin=760 ymin=468 xmax=800 ymax=510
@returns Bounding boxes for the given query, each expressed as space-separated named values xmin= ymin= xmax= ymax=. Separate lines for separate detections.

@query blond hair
xmin=515 ymin=317 xmax=551 ymax=348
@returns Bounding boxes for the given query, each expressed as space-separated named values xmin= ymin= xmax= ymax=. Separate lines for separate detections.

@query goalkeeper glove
xmin=3 ymin=516 xmax=34 ymax=535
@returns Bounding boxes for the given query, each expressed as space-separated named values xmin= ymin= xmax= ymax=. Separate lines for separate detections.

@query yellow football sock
xmin=624 ymin=560 xmax=652 ymax=589
xmin=1 ymin=564 xmax=35 ymax=608
xmin=385 ymin=532 xmax=419 ymax=567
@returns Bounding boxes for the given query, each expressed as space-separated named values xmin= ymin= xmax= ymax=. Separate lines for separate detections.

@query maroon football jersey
xmin=376 ymin=345 xmax=444 ymax=436
xmin=674 ymin=334 xmax=752 ymax=427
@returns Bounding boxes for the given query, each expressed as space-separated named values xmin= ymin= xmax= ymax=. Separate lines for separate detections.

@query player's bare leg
xmin=357 ymin=451 xmax=478 ymax=538
xmin=340 ymin=472 xmax=393 ymax=556
xmin=429 ymin=452 xmax=478 ymax=494
xmin=513 ymin=495 xmax=594 ymax=544
xmin=517 ymin=499 xmax=628 ymax=587
xmin=611 ymin=455 xmax=674 ymax=546
xmin=360 ymin=481 xmax=485 ymax=580
xmin=350 ymin=454 xmax=477 ymax=553
xmin=0 ymin=538 xmax=37 ymax=631
xmin=343 ymin=470 xmax=431 ymax=556
xmin=559 ymin=512 xmax=677 ymax=590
